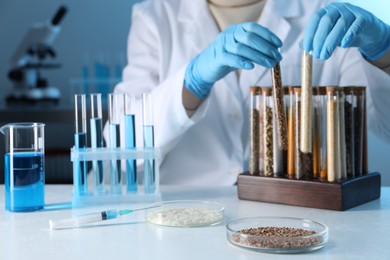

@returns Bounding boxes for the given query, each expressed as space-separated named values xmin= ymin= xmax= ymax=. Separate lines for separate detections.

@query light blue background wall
xmin=346 ymin=0 xmax=390 ymax=24
xmin=0 ymin=0 xmax=142 ymax=106
xmin=0 ymin=0 xmax=389 ymax=184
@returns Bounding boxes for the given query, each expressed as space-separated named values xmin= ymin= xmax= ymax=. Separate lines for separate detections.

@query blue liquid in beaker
xmin=5 ymin=152 xmax=45 ymax=212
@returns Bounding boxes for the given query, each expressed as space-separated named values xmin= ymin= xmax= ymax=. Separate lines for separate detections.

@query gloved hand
xmin=303 ymin=2 xmax=390 ymax=61
xmin=184 ymin=22 xmax=282 ymax=99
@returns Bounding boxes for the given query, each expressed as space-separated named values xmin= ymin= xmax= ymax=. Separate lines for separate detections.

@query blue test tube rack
xmin=71 ymin=147 xmax=161 ymax=208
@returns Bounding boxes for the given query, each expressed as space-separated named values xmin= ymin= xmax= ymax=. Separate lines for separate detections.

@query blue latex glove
xmin=184 ymin=22 xmax=282 ymax=99
xmin=303 ymin=2 xmax=390 ymax=61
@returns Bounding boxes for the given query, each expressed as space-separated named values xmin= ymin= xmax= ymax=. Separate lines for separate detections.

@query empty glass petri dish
xmin=146 ymin=200 xmax=224 ymax=228
xmin=226 ymin=216 xmax=329 ymax=254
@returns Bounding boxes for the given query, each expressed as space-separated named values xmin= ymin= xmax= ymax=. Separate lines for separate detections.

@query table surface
xmin=0 ymin=185 xmax=389 ymax=260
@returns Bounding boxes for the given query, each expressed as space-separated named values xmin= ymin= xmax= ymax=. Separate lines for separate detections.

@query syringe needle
xmin=49 ymin=204 xmax=161 ymax=230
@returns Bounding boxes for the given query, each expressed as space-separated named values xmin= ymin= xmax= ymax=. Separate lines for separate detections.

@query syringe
xmin=49 ymin=204 xmax=160 ymax=230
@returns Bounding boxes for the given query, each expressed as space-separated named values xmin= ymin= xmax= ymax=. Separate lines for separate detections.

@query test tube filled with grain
xmin=326 ymin=87 xmax=340 ymax=182
xmin=338 ymin=88 xmax=347 ymax=180
xmin=258 ymin=87 xmax=264 ymax=175
xmin=300 ymin=51 xmax=313 ymax=154
xmin=249 ymin=86 xmax=261 ymax=175
xmin=271 ymin=63 xmax=288 ymax=151
xmin=262 ymin=88 xmax=274 ymax=177
xmin=287 ymin=87 xmax=296 ymax=178
xmin=317 ymin=87 xmax=328 ymax=180
xmin=353 ymin=87 xmax=365 ymax=177
xmin=312 ymin=87 xmax=321 ymax=178
xmin=344 ymin=87 xmax=355 ymax=178
xmin=361 ymin=87 xmax=368 ymax=175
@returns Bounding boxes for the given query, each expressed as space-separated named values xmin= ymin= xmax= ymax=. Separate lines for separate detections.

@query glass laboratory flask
xmin=0 ymin=122 xmax=45 ymax=212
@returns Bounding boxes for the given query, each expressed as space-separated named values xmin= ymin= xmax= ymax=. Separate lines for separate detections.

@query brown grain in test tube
xmin=249 ymin=86 xmax=261 ymax=175
xmin=300 ymin=51 xmax=313 ymax=154
xmin=271 ymin=62 xmax=288 ymax=151
xmin=353 ymin=86 xmax=366 ymax=176
xmin=262 ymin=87 xmax=274 ymax=177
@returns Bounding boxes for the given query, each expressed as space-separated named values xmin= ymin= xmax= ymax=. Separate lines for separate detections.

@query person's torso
xmin=138 ymin=0 xmax=352 ymax=185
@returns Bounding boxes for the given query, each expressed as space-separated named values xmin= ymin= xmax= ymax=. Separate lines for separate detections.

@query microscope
xmin=7 ymin=6 xmax=68 ymax=105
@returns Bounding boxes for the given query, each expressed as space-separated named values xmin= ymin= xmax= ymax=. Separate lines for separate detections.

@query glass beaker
xmin=0 ymin=122 xmax=45 ymax=212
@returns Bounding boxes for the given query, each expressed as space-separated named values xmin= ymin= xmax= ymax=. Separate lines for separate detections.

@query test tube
xmin=300 ymin=50 xmax=313 ymax=154
xmin=143 ymin=92 xmax=155 ymax=194
xmin=74 ymin=94 xmax=88 ymax=195
xmin=338 ymin=88 xmax=347 ymax=180
xmin=312 ymin=88 xmax=320 ymax=178
xmin=90 ymin=93 xmax=104 ymax=194
xmin=258 ymin=87 xmax=264 ymax=175
xmin=354 ymin=87 xmax=365 ymax=176
xmin=344 ymin=87 xmax=355 ymax=178
xmin=271 ymin=63 xmax=288 ymax=151
xmin=249 ymin=86 xmax=260 ymax=175
xmin=300 ymin=50 xmax=314 ymax=178
xmin=262 ymin=88 xmax=273 ymax=177
xmin=273 ymin=105 xmax=284 ymax=177
xmin=326 ymin=87 xmax=340 ymax=182
xmin=108 ymin=93 xmax=124 ymax=194
xmin=294 ymin=87 xmax=303 ymax=179
xmin=125 ymin=94 xmax=137 ymax=193
xmin=287 ymin=87 xmax=295 ymax=178
xmin=317 ymin=87 xmax=328 ymax=180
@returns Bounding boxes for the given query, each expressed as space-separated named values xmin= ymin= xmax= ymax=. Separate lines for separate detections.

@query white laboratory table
xmin=0 ymin=185 xmax=389 ymax=260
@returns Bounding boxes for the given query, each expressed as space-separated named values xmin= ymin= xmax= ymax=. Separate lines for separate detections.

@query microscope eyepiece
xmin=51 ymin=6 xmax=67 ymax=26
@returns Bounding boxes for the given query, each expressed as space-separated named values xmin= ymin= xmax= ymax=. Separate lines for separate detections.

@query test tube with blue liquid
xmin=108 ymin=93 xmax=124 ymax=194
xmin=74 ymin=94 xmax=88 ymax=195
xmin=125 ymin=94 xmax=137 ymax=193
xmin=143 ymin=93 xmax=155 ymax=194
xmin=90 ymin=93 xmax=104 ymax=194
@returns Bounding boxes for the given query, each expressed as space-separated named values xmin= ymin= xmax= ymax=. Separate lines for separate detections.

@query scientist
xmin=112 ymin=0 xmax=390 ymax=185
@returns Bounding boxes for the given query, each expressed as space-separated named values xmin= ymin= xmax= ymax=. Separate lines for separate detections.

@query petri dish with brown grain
xmin=226 ymin=216 xmax=329 ymax=254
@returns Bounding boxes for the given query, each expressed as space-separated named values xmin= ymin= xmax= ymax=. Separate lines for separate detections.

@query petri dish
xmin=226 ymin=216 xmax=328 ymax=254
xmin=145 ymin=200 xmax=224 ymax=228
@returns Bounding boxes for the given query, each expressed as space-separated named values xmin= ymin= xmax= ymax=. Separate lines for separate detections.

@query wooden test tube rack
xmin=237 ymin=172 xmax=381 ymax=211
xmin=239 ymin=85 xmax=379 ymax=211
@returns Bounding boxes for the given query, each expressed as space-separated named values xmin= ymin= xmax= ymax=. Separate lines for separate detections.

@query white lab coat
xmin=113 ymin=0 xmax=390 ymax=186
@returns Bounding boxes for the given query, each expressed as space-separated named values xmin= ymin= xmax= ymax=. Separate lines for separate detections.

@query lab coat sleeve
xmin=336 ymin=48 xmax=390 ymax=143
xmin=111 ymin=2 xmax=209 ymax=162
